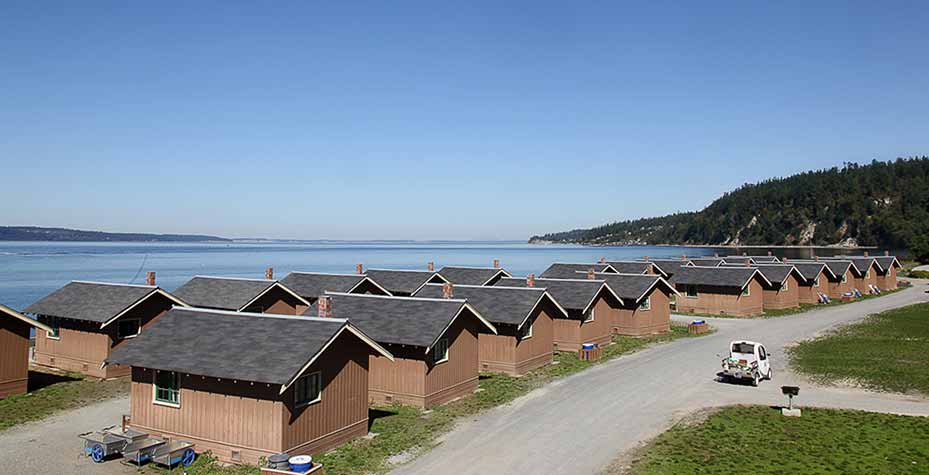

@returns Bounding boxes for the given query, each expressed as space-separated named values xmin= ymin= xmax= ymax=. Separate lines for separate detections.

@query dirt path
xmin=391 ymin=281 xmax=929 ymax=475
xmin=0 ymin=396 xmax=133 ymax=475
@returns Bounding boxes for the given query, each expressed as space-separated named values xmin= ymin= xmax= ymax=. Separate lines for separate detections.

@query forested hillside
xmin=532 ymin=157 xmax=929 ymax=250
xmin=0 ymin=226 xmax=230 ymax=242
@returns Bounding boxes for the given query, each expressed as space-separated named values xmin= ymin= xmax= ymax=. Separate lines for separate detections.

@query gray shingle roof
xmin=495 ymin=277 xmax=613 ymax=311
xmin=172 ymin=276 xmax=279 ymax=311
xmin=751 ymin=264 xmax=802 ymax=287
xmin=305 ymin=293 xmax=479 ymax=348
xmin=437 ymin=267 xmax=510 ymax=286
xmin=790 ymin=262 xmax=833 ymax=282
xmin=720 ymin=256 xmax=754 ymax=265
xmin=280 ymin=272 xmax=371 ymax=300
xmin=874 ymin=256 xmax=900 ymax=271
xmin=794 ymin=260 xmax=851 ymax=279
xmin=414 ymin=283 xmax=550 ymax=326
xmin=539 ymin=263 xmax=613 ymax=279
xmin=818 ymin=258 xmax=866 ymax=276
xmin=365 ymin=269 xmax=445 ymax=295
xmin=746 ymin=256 xmax=781 ymax=263
xmin=106 ymin=307 xmax=353 ymax=386
xmin=688 ymin=258 xmax=724 ymax=267
xmin=649 ymin=260 xmax=688 ymax=278
xmin=589 ymin=273 xmax=674 ymax=303
xmin=605 ymin=262 xmax=652 ymax=275
xmin=25 ymin=281 xmax=165 ymax=323
xmin=671 ymin=266 xmax=768 ymax=289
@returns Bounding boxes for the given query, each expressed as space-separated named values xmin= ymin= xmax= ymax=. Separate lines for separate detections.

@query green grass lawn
xmin=789 ymin=302 xmax=929 ymax=395
xmin=627 ymin=405 xmax=929 ymax=475
xmin=0 ymin=368 xmax=129 ymax=432
xmin=161 ymin=324 xmax=710 ymax=475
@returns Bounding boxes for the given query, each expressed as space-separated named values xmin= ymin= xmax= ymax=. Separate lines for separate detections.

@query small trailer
xmin=79 ymin=426 xmax=196 ymax=467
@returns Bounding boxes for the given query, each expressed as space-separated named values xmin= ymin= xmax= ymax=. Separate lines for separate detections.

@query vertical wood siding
xmin=0 ymin=317 xmax=30 ymax=398
xmin=478 ymin=306 xmax=554 ymax=375
xmin=827 ymin=270 xmax=854 ymax=298
xmin=282 ymin=332 xmax=370 ymax=455
xmin=674 ymin=278 xmax=764 ymax=317
xmin=244 ymin=287 xmax=303 ymax=315
xmin=424 ymin=315 xmax=480 ymax=407
xmin=761 ymin=274 xmax=801 ymax=310
xmin=130 ymin=368 xmax=284 ymax=465
xmin=612 ymin=288 xmax=671 ymax=336
xmin=368 ymin=348 xmax=426 ymax=407
xmin=876 ymin=266 xmax=897 ymax=290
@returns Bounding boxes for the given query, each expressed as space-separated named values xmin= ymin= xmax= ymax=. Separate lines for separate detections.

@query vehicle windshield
xmin=731 ymin=342 xmax=755 ymax=355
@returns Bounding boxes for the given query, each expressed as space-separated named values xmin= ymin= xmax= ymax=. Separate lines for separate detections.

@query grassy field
xmin=0 ymin=368 xmax=129 ymax=432
xmin=626 ymin=405 xmax=929 ymax=475
xmin=157 ymin=324 xmax=710 ymax=475
xmin=789 ymin=302 xmax=929 ymax=395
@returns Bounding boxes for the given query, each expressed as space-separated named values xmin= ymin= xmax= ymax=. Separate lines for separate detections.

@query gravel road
xmin=391 ymin=281 xmax=929 ymax=475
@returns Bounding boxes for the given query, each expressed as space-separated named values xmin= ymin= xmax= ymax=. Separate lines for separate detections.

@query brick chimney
xmin=356 ymin=263 xmax=363 ymax=274
xmin=265 ymin=267 xmax=273 ymax=280
xmin=527 ymin=274 xmax=536 ymax=287
xmin=681 ymin=254 xmax=688 ymax=261
xmin=587 ymin=269 xmax=595 ymax=280
xmin=815 ymin=256 xmax=820 ymax=261
xmin=783 ymin=257 xmax=789 ymax=262
xmin=146 ymin=272 xmax=156 ymax=286
xmin=442 ymin=282 xmax=454 ymax=299
xmin=743 ymin=252 xmax=748 ymax=256
xmin=714 ymin=252 xmax=719 ymax=258
xmin=885 ymin=250 xmax=890 ymax=256
xmin=863 ymin=251 xmax=869 ymax=257
xmin=768 ymin=251 xmax=773 ymax=256
xmin=427 ymin=261 xmax=435 ymax=272
xmin=643 ymin=256 xmax=649 ymax=261
xmin=318 ymin=296 xmax=332 ymax=318
xmin=599 ymin=257 xmax=606 ymax=264
xmin=493 ymin=259 xmax=500 ymax=269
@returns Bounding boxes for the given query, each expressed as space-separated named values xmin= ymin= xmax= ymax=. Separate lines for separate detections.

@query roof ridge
xmin=71 ymin=280 xmax=157 ymax=289
xmin=423 ymin=283 xmax=543 ymax=291
xmin=324 ymin=292 xmax=466 ymax=303
xmin=287 ymin=271 xmax=365 ymax=278
xmin=173 ymin=306 xmax=348 ymax=323
xmin=439 ymin=266 xmax=503 ymax=270
xmin=503 ymin=276 xmax=606 ymax=283
xmin=366 ymin=268 xmax=434 ymax=273
xmin=191 ymin=275 xmax=275 ymax=282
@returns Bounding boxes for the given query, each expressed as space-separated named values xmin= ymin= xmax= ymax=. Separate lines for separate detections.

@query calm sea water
xmin=0 ymin=241 xmax=713 ymax=310
xmin=0 ymin=241 xmax=857 ymax=311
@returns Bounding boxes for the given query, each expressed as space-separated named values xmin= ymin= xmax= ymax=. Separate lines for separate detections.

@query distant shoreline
xmin=527 ymin=241 xmax=880 ymax=249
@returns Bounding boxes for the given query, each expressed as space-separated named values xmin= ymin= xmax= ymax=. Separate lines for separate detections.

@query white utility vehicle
xmin=719 ymin=340 xmax=772 ymax=386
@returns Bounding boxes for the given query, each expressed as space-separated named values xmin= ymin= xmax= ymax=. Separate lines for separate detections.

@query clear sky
xmin=2 ymin=1 xmax=927 ymax=240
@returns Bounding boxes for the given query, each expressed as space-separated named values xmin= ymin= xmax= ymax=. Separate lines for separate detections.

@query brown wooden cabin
xmin=538 ymin=262 xmax=616 ymax=279
xmin=605 ymin=261 xmax=670 ymax=279
xmin=0 ymin=304 xmax=54 ymax=398
xmin=751 ymin=265 xmax=804 ymax=310
xmin=671 ymin=267 xmax=769 ymax=317
xmin=414 ymin=283 xmax=566 ymax=376
xmin=106 ymin=307 xmax=392 ymax=466
xmin=172 ymin=276 xmax=311 ymax=315
xmin=305 ymin=293 xmax=496 ymax=409
xmin=494 ymin=276 xmax=622 ymax=351
xmin=787 ymin=262 xmax=836 ymax=305
xmin=839 ymin=257 xmax=881 ymax=294
xmin=436 ymin=266 xmax=512 ymax=286
xmin=280 ymin=271 xmax=392 ymax=304
xmin=587 ymin=273 xmax=678 ymax=336
xmin=25 ymin=280 xmax=187 ymax=378
xmin=874 ymin=255 xmax=901 ymax=290
xmin=363 ymin=268 xmax=448 ymax=296
xmin=801 ymin=260 xmax=856 ymax=298
xmin=647 ymin=259 xmax=689 ymax=280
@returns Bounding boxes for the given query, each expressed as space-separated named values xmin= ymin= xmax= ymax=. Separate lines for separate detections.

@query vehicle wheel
xmin=181 ymin=448 xmax=196 ymax=467
xmin=90 ymin=444 xmax=105 ymax=463
xmin=766 ymin=368 xmax=773 ymax=380
xmin=752 ymin=372 xmax=760 ymax=387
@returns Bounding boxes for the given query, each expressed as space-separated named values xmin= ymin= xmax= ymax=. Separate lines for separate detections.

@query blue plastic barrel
xmin=692 ymin=320 xmax=705 ymax=325
xmin=581 ymin=343 xmax=596 ymax=350
xmin=289 ymin=455 xmax=313 ymax=472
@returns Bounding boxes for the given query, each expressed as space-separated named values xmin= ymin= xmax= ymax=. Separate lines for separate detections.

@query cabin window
xmin=781 ymin=280 xmax=788 ymax=292
xmin=295 ymin=371 xmax=322 ymax=406
xmin=638 ymin=297 xmax=651 ymax=311
xmin=742 ymin=285 xmax=751 ymax=297
xmin=154 ymin=371 xmax=180 ymax=407
xmin=519 ymin=321 xmax=533 ymax=340
xmin=117 ymin=318 xmax=141 ymax=339
xmin=813 ymin=277 xmax=820 ymax=287
xmin=685 ymin=285 xmax=698 ymax=298
xmin=583 ymin=308 xmax=595 ymax=322
xmin=841 ymin=273 xmax=848 ymax=283
xmin=46 ymin=317 xmax=61 ymax=340
xmin=432 ymin=339 xmax=449 ymax=364
xmin=865 ymin=269 xmax=870 ymax=278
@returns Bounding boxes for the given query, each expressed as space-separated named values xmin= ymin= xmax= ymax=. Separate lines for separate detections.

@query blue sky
xmin=2 ymin=1 xmax=927 ymax=240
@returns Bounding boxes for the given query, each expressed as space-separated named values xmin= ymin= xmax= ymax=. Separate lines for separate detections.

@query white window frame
xmin=638 ymin=297 xmax=651 ymax=311
xmin=46 ymin=317 xmax=61 ymax=340
xmin=686 ymin=285 xmax=698 ymax=299
xmin=583 ymin=308 xmax=595 ymax=323
xmin=813 ymin=277 xmax=820 ymax=288
xmin=153 ymin=371 xmax=181 ymax=408
xmin=295 ymin=371 xmax=322 ymax=407
xmin=841 ymin=273 xmax=848 ymax=283
xmin=519 ymin=321 xmax=533 ymax=340
xmin=781 ymin=280 xmax=788 ymax=292
xmin=432 ymin=338 xmax=449 ymax=364
xmin=742 ymin=285 xmax=751 ymax=297
xmin=117 ymin=318 xmax=142 ymax=339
